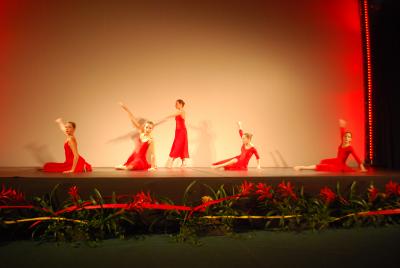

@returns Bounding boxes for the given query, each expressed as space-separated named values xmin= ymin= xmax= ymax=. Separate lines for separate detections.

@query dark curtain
xmin=370 ymin=0 xmax=400 ymax=169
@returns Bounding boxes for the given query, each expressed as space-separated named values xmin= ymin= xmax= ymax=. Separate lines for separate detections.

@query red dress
xmin=124 ymin=138 xmax=151 ymax=170
xmin=316 ymin=127 xmax=362 ymax=172
xmin=213 ymin=130 xmax=260 ymax=170
xmin=43 ymin=142 xmax=92 ymax=173
xmin=169 ymin=114 xmax=189 ymax=159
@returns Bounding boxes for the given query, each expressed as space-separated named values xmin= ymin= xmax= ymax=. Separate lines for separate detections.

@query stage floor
xmin=1 ymin=167 xmax=399 ymax=202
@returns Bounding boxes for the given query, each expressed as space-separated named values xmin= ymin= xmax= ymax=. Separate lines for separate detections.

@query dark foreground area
xmin=1 ymin=226 xmax=399 ymax=268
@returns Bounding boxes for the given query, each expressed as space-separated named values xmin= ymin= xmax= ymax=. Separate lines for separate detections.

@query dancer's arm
xmin=148 ymin=140 xmax=157 ymax=171
xmin=64 ymin=137 xmax=79 ymax=173
xmin=350 ymin=147 xmax=367 ymax=172
xmin=119 ymin=102 xmax=142 ymax=131
xmin=55 ymin=118 xmax=66 ymax=134
xmin=256 ymin=159 xmax=261 ymax=169
xmin=238 ymin=121 xmax=243 ymax=137
xmin=254 ymin=148 xmax=261 ymax=169
xmin=155 ymin=110 xmax=184 ymax=126
xmin=339 ymin=119 xmax=346 ymax=140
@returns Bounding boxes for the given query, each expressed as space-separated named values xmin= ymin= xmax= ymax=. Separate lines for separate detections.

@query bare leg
xmin=166 ymin=157 xmax=174 ymax=168
xmin=293 ymin=165 xmax=316 ymax=171
xmin=180 ymin=158 xmax=188 ymax=168
xmin=212 ymin=158 xmax=238 ymax=169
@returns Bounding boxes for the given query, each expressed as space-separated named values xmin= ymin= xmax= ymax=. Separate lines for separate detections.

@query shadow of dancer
xmin=188 ymin=120 xmax=216 ymax=167
xmin=25 ymin=142 xmax=55 ymax=166
xmin=106 ymin=118 xmax=148 ymax=144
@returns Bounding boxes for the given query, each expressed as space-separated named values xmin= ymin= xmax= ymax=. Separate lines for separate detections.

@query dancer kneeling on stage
xmin=294 ymin=119 xmax=367 ymax=172
xmin=212 ymin=121 xmax=261 ymax=170
xmin=115 ymin=102 xmax=157 ymax=171
xmin=42 ymin=118 xmax=92 ymax=173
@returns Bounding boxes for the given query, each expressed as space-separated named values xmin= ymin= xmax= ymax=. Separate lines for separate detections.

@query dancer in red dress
xmin=158 ymin=99 xmax=189 ymax=168
xmin=294 ymin=119 xmax=367 ymax=172
xmin=43 ymin=118 xmax=92 ymax=173
xmin=115 ymin=102 xmax=157 ymax=171
xmin=212 ymin=121 xmax=261 ymax=170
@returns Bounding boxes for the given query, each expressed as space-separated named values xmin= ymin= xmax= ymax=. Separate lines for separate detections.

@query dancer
xmin=212 ymin=121 xmax=261 ymax=170
xmin=294 ymin=119 xmax=367 ymax=172
xmin=42 ymin=118 xmax=92 ymax=173
xmin=115 ymin=102 xmax=157 ymax=171
xmin=159 ymin=99 xmax=189 ymax=168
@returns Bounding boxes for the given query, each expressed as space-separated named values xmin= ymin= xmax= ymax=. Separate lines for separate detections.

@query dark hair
xmin=145 ymin=121 xmax=154 ymax=126
xmin=343 ymin=131 xmax=352 ymax=137
xmin=176 ymin=99 xmax=185 ymax=107
xmin=66 ymin=121 xmax=76 ymax=129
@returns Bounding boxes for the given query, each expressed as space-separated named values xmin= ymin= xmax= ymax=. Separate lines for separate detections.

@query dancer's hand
xmin=63 ymin=170 xmax=74 ymax=174
xmin=339 ymin=119 xmax=347 ymax=128
xmin=237 ymin=121 xmax=242 ymax=129
xmin=148 ymin=167 xmax=156 ymax=172
xmin=55 ymin=118 xmax=63 ymax=123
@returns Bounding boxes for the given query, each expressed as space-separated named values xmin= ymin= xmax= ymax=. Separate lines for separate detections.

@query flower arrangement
xmin=1 ymin=179 xmax=400 ymax=243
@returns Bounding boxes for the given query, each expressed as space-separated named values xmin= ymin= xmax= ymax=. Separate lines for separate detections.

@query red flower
xmin=368 ymin=185 xmax=379 ymax=202
xmin=338 ymin=196 xmax=349 ymax=205
xmin=128 ymin=191 xmax=156 ymax=211
xmin=68 ymin=186 xmax=79 ymax=203
xmin=133 ymin=191 xmax=154 ymax=204
xmin=277 ymin=181 xmax=297 ymax=200
xmin=255 ymin=183 xmax=273 ymax=201
xmin=0 ymin=184 xmax=25 ymax=204
xmin=319 ymin=187 xmax=336 ymax=204
xmin=239 ymin=181 xmax=254 ymax=197
xmin=385 ymin=180 xmax=400 ymax=197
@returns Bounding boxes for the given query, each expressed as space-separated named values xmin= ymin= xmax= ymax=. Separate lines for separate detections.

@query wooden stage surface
xmin=1 ymin=167 xmax=399 ymax=201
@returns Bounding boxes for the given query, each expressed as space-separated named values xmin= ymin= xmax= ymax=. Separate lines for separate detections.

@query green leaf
xmin=94 ymin=189 xmax=104 ymax=205
xmin=182 ymin=180 xmax=197 ymax=205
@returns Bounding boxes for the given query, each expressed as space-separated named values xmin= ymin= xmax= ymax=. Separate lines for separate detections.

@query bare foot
xmin=115 ymin=164 xmax=127 ymax=170
xmin=293 ymin=166 xmax=302 ymax=171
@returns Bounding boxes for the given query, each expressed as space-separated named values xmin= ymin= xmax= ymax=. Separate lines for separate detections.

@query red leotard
xmin=169 ymin=114 xmax=189 ymax=159
xmin=124 ymin=137 xmax=151 ymax=170
xmin=316 ymin=127 xmax=362 ymax=172
xmin=213 ymin=130 xmax=260 ymax=170
xmin=43 ymin=141 xmax=92 ymax=173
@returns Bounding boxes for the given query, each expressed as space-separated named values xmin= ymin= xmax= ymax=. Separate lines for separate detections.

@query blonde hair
xmin=243 ymin=132 xmax=253 ymax=140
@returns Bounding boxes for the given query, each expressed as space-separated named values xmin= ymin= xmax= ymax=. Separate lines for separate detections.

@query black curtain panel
xmin=369 ymin=0 xmax=400 ymax=169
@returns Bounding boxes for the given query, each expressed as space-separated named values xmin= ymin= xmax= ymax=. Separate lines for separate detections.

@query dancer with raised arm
xmin=294 ymin=119 xmax=367 ymax=172
xmin=158 ymin=99 xmax=189 ymax=168
xmin=42 ymin=118 xmax=92 ymax=173
xmin=115 ymin=102 xmax=157 ymax=171
xmin=212 ymin=121 xmax=261 ymax=170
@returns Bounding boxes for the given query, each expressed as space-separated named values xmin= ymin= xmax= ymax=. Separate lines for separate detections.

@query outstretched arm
xmin=119 ymin=102 xmax=142 ymax=131
xmin=64 ymin=138 xmax=79 ymax=173
xmin=154 ymin=110 xmax=183 ymax=126
xmin=55 ymin=118 xmax=66 ymax=134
